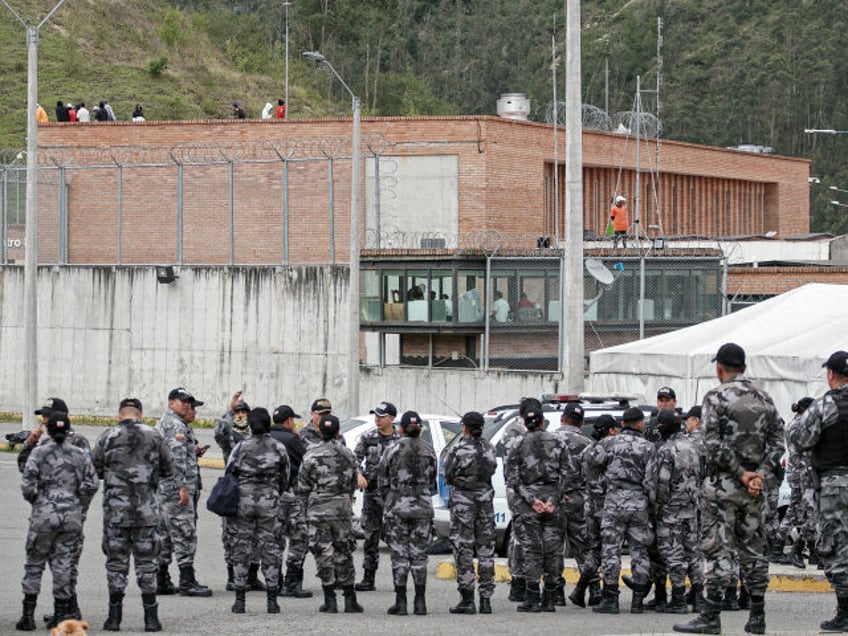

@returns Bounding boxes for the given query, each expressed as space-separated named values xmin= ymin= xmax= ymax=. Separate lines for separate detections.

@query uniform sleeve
xmin=354 ymin=433 xmax=367 ymax=469
xmin=428 ymin=448 xmax=438 ymax=496
xmin=214 ymin=412 xmax=235 ymax=460
xmin=160 ymin=419 xmax=190 ymax=487
xmin=443 ymin=444 xmax=458 ymax=485
xmin=557 ymin=440 xmax=572 ymax=501
xmin=278 ymin=444 xmax=291 ymax=494
xmin=17 ymin=439 xmax=35 ymax=474
xmin=788 ymin=397 xmax=824 ymax=451
xmin=656 ymin=446 xmax=672 ymax=506
xmin=296 ymin=456 xmax=313 ymax=499
xmin=378 ymin=446 xmax=394 ymax=498
xmin=78 ymin=454 xmax=100 ymax=510
xmin=20 ymin=451 xmax=40 ymax=503
xmin=643 ymin=445 xmax=658 ymax=505
xmin=158 ymin=435 xmax=178 ymax=486
xmin=757 ymin=403 xmax=786 ymax=481
xmin=91 ymin=436 xmax=105 ymax=479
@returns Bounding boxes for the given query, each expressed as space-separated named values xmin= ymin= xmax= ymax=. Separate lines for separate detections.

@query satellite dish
xmin=585 ymin=258 xmax=614 ymax=286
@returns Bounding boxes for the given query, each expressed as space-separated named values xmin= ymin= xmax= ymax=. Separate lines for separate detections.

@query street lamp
xmin=283 ymin=2 xmax=291 ymax=114
xmin=303 ymin=50 xmax=361 ymax=417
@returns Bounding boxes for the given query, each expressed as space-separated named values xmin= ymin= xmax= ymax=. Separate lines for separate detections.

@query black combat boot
xmin=45 ymin=597 xmax=72 ymax=629
xmin=178 ymin=564 xmax=212 ymax=597
xmin=413 ymin=584 xmax=427 ymax=615
xmin=568 ymin=572 xmax=590 ymax=608
xmin=738 ymin=583 xmax=750 ymax=610
xmin=355 ymin=569 xmax=376 ymax=592
xmin=722 ymin=585 xmax=739 ymax=611
xmin=449 ymin=588 xmax=476 ymax=614
xmin=319 ymin=585 xmax=338 ymax=613
xmin=631 ymin=581 xmax=650 ymax=614
xmin=587 ymin=578 xmax=603 ymax=606
xmin=479 ymin=593 xmax=492 ymax=614
xmin=344 ymin=585 xmax=365 ymax=613
xmin=691 ymin=583 xmax=704 ymax=613
xmin=744 ymin=597 xmax=766 ymax=634
xmin=156 ymin=565 xmax=177 ymax=595
xmin=673 ymin=589 xmax=722 ymax=635
xmin=644 ymin=577 xmax=668 ymax=611
xmin=232 ymin=588 xmax=246 ymax=614
xmin=769 ymin=539 xmax=789 ymax=564
xmin=790 ymin=538 xmax=806 ymax=569
xmin=142 ymin=592 xmax=162 ymax=632
xmin=821 ymin=594 xmax=848 ymax=632
xmin=69 ymin=593 xmax=82 ymax=620
xmin=387 ymin=585 xmax=407 ymax=615
xmin=267 ymin=588 xmax=280 ymax=614
xmin=247 ymin=563 xmax=266 ymax=591
xmin=281 ymin=564 xmax=313 ymax=598
xmin=808 ymin=540 xmax=820 ymax=566
xmin=657 ymin=586 xmax=689 ymax=614
xmin=103 ymin=591 xmax=124 ymax=631
xmin=554 ymin=576 xmax=567 ymax=606
xmin=15 ymin=594 xmax=37 ymax=631
xmin=591 ymin=583 xmax=619 ymax=614
xmin=517 ymin=581 xmax=542 ymax=613
xmin=540 ymin=585 xmax=557 ymax=612
xmin=508 ymin=576 xmax=526 ymax=602
xmin=226 ymin=564 xmax=235 ymax=591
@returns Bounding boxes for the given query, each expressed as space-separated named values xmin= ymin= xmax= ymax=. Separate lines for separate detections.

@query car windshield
xmin=339 ymin=417 xmax=369 ymax=434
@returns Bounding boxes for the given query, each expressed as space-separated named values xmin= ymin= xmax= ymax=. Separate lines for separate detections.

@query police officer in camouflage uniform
xmin=773 ymin=397 xmax=816 ymax=569
xmin=674 ymin=342 xmax=784 ymax=635
xmin=582 ymin=414 xmax=621 ymax=608
xmin=552 ymin=402 xmax=594 ymax=608
xmin=380 ymin=410 xmax=438 ymax=616
xmin=17 ymin=397 xmax=91 ymax=624
xmin=228 ymin=407 xmax=290 ymax=615
xmin=653 ymin=408 xmax=704 ymax=614
xmin=155 ymin=387 xmax=212 ymax=597
xmin=353 ymin=401 xmax=400 ymax=592
xmin=788 ymin=350 xmax=848 ymax=632
xmin=500 ymin=415 xmax=528 ymax=602
xmin=270 ymin=404 xmax=313 ymax=598
xmin=298 ymin=414 xmax=363 ymax=614
xmin=444 ymin=411 xmax=497 ymax=615
xmin=92 ymin=398 xmax=175 ymax=632
xmin=17 ymin=412 xmax=99 ymax=632
xmin=301 ymin=398 xmax=333 ymax=450
xmin=590 ymin=407 xmax=657 ymax=615
xmin=505 ymin=397 xmax=570 ymax=613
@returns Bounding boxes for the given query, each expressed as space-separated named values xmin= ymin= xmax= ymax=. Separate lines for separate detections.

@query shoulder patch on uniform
xmin=175 ymin=433 xmax=186 ymax=441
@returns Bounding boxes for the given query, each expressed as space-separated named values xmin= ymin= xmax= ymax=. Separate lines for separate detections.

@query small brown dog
xmin=50 ymin=618 xmax=89 ymax=636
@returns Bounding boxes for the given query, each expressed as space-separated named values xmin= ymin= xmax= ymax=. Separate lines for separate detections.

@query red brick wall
xmin=36 ymin=116 xmax=810 ymax=264
xmin=729 ymin=266 xmax=848 ymax=295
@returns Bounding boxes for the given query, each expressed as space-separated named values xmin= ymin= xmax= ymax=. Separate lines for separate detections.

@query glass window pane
xmin=382 ymin=270 xmax=404 ymax=320
xmin=361 ymin=270 xmax=381 ymax=321
xmin=431 ymin=270 xmax=453 ymax=323
xmin=406 ymin=269 xmax=429 ymax=321
xmin=489 ymin=273 xmax=513 ymax=323
xmin=546 ymin=271 xmax=561 ymax=322
xmin=457 ymin=270 xmax=484 ymax=322
xmin=517 ymin=270 xmax=545 ymax=321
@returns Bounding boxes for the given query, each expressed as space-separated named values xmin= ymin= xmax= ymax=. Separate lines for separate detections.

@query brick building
xmin=23 ymin=114 xmax=810 ymax=266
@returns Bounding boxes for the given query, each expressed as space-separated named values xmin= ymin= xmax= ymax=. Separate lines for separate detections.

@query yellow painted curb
xmin=436 ymin=561 xmax=832 ymax=593
xmin=199 ymin=457 xmax=225 ymax=469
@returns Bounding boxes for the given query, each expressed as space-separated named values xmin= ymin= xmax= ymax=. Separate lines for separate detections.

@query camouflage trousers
xmin=449 ymin=494 xmax=496 ymax=597
xmin=360 ymin=490 xmax=386 ymax=573
xmin=817 ymin=474 xmax=848 ymax=596
xmin=506 ymin=490 xmax=525 ymax=577
xmin=600 ymin=501 xmax=652 ymax=587
xmin=384 ymin=516 xmax=432 ymax=588
xmin=230 ymin=512 xmax=282 ymax=590
xmin=308 ymin=517 xmax=356 ymax=587
xmin=561 ymin=493 xmax=591 ymax=575
xmin=278 ymin=491 xmax=309 ymax=569
xmin=513 ymin=510 xmax=563 ymax=584
xmin=778 ymin=479 xmax=817 ymax=544
xmin=656 ymin=512 xmax=704 ymax=588
xmin=648 ymin=511 xmax=667 ymax=584
xmin=22 ymin=529 xmax=79 ymax=599
xmin=764 ymin=485 xmax=781 ymax=546
xmin=700 ymin=490 xmax=769 ymax=595
xmin=159 ymin=492 xmax=198 ymax=568
xmin=102 ymin=524 xmax=161 ymax=594
xmin=221 ymin=517 xmax=262 ymax=566
xmin=583 ymin=500 xmax=603 ymax=576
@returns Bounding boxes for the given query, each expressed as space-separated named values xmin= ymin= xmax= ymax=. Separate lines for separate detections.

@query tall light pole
xmin=303 ymin=51 xmax=361 ymax=417
xmin=283 ymin=2 xmax=291 ymax=113
xmin=2 ymin=0 xmax=67 ymax=428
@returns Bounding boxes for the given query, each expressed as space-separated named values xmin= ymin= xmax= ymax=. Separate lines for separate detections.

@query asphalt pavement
xmin=0 ymin=421 xmax=840 ymax=635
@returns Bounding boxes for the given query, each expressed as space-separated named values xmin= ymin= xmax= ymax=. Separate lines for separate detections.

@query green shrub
xmin=149 ymin=56 xmax=169 ymax=77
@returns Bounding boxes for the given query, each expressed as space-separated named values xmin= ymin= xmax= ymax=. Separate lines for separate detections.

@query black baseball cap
xmin=370 ymin=401 xmax=398 ymax=417
xmin=119 ymin=397 xmax=143 ymax=411
xmin=34 ymin=397 xmax=68 ymax=416
xmin=656 ymin=408 xmax=680 ymax=428
xmin=168 ymin=387 xmax=192 ymax=401
xmin=46 ymin=411 xmax=70 ymax=436
xmin=273 ymin=405 xmax=301 ymax=422
xmin=311 ymin=398 xmax=332 ymax=414
xmin=712 ymin=342 xmax=746 ymax=368
xmin=318 ymin=413 xmax=340 ymax=438
xmin=823 ymin=351 xmax=848 ymax=376
xmin=562 ymin=402 xmax=584 ymax=423
xmin=233 ymin=402 xmax=251 ymax=413
xmin=621 ymin=406 xmax=645 ymax=423
xmin=400 ymin=410 xmax=422 ymax=429
xmin=190 ymin=396 xmax=204 ymax=408
xmin=657 ymin=386 xmax=676 ymax=400
xmin=685 ymin=405 xmax=702 ymax=420
xmin=461 ymin=411 xmax=485 ymax=431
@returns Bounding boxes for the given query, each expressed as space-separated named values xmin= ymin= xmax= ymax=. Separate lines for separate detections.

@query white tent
xmin=586 ymin=283 xmax=848 ymax=416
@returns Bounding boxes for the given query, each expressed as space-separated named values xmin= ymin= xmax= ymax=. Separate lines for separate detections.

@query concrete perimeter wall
xmin=0 ymin=266 xmax=558 ymax=420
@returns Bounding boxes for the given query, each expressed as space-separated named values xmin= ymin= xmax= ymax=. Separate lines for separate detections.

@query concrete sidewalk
xmin=435 ymin=556 xmax=832 ymax=593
